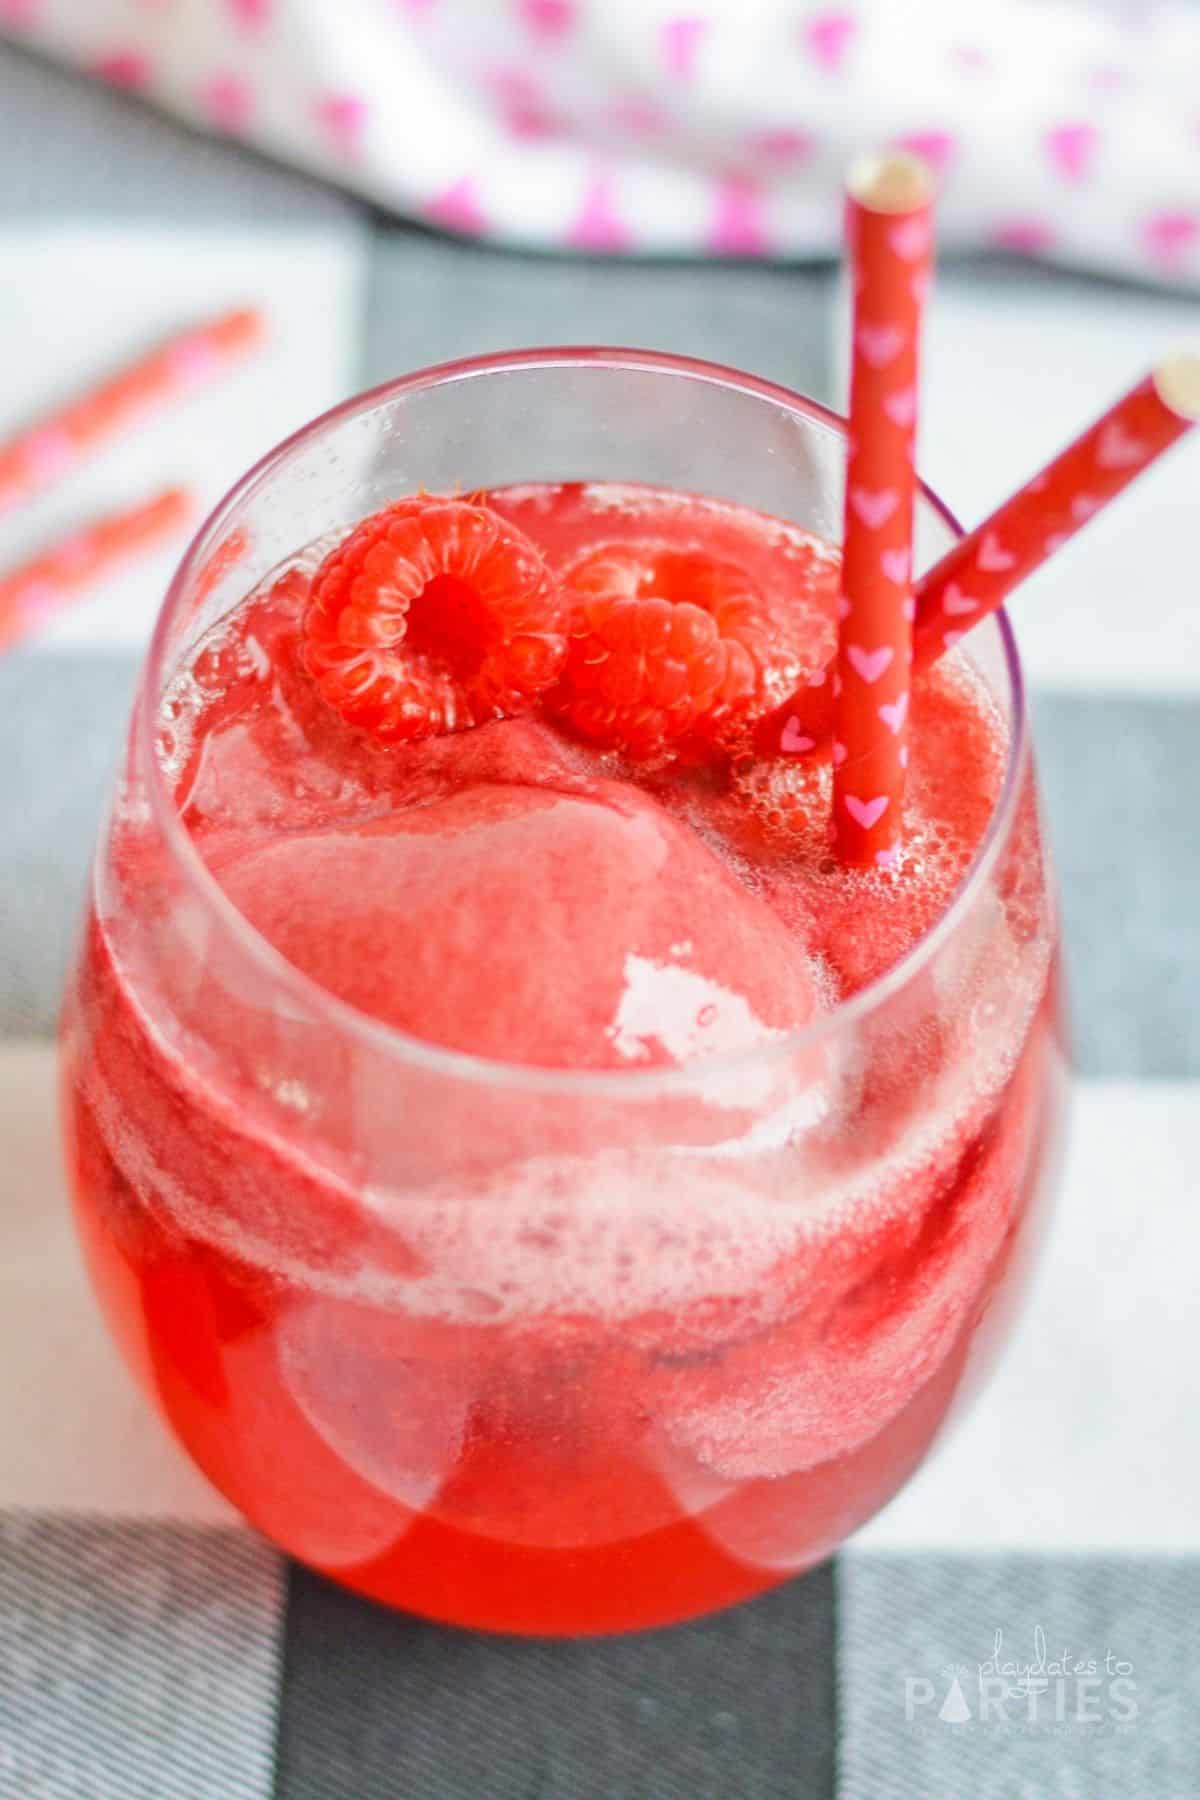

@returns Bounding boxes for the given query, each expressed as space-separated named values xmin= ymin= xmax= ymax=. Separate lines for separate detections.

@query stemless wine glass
xmin=59 ymin=350 xmax=1067 ymax=1637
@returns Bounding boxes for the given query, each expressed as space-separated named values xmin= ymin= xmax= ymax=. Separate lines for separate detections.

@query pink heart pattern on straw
xmin=879 ymin=693 xmax=908 ymax=733
xmin=21 ymin=428 xmax=74 ymax=480
xmin=833 ymin=152 xmax=934 ymax=866
xmin=0 ymin=309 xmax=262 ymax=518
xmin=847 ymin=643 xmax=894 ymax=683
xmin=843 ymin=794 xmax=890 ymax=830
xmin=849 ymin=486 xmax=898 ymax=530
xmin=780 ymin=717 xmax=815 ymax=754
xmin=855 ymin=324 xmax=906 ymax=369
xmin=907 ymin=361 xmax=1199 ymax=672
xmin=761 ymin=357 xmax=1200 ymax=766
xmin=887 ymin=215 xmax=931 ymax=261
xmin=975 ymin=531 xmax=1015 ymax=572
xmin=1096 ymin=421 xmax=1145 ymax=469
xmin=883 ymin=385 xmax=917 ymax=429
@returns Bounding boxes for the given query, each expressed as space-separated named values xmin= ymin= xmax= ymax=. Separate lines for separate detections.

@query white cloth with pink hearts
xmin=5 ymin=0 xmax=1199 ymax=285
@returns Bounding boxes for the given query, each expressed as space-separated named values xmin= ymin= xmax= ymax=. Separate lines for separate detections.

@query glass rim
xmin=137 ymin=344 xmax=1030 ymax=1099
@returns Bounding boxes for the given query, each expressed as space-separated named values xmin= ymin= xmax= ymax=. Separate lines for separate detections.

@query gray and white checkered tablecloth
xmin=1 ymin=39 xmax=1198 ymax=1800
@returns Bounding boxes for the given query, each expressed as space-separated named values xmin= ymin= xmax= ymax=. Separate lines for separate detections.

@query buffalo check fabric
xmin=1 ymin=39 xmax=1198 ymax=1800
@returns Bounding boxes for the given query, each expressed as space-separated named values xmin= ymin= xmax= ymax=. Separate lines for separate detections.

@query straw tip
xmin=224 ymin=305 xmax=267 ymax=344
xmin=151 ymin=486 xmax=195 ymax=524
xmin=1153 ymin=353 xmax=1200 ymax=423
xmin=846 ymin=151 xmax=936 ymax=214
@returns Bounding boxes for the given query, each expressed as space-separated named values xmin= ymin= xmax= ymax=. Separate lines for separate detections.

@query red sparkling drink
xmin=60 ymin=356 xmax=1065 ymax=1637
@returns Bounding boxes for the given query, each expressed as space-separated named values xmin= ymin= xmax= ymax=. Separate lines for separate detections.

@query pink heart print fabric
xmin=3 ymin=0 xmax=1198 ymax=286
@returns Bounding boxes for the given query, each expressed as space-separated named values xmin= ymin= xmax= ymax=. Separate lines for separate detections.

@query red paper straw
xmin=0 ymin=308 xmax=262 ymax=514
xmin=0 ymin=487 xmax=192 ymax=651
xmin=832 ymin=153 xmax=934 ymax=869
xmin=911 ymin=355 xmax=1200 ymax=669
xmin=759 ymin=352 xmax=1200 ymax=758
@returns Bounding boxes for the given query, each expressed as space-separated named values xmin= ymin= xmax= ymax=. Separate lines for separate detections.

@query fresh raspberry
xmin=547 ymin=543 xmax=765 ymax=759
xmin=302 ymin=496 xmax=566 ymax=743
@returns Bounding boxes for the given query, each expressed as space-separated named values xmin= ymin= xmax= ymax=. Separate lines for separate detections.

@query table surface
xmin=1 ymin=35 xmax=1198 ymax=1800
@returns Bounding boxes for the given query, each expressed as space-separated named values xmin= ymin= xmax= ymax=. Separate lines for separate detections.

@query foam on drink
xmin=71 ymin=481 xmax=1055 ymax=1519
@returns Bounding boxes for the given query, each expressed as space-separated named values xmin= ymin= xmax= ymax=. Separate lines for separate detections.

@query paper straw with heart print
xmin=832 ymin=152 xmax=935 ymax=869
xmin=911 ymin=354 xmax=1200 ymax=669
xmin=0 ymin=308 xmax=262 ymax=515
xmin=0 ymin=487 xmax=192 ymax=651
xmin=759 ymin=352 xmax=1200 ymax=759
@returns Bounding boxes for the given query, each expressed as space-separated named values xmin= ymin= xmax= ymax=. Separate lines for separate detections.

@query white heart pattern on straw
xmin=878 ymin=692 xmax=908 ymax=734
xmin=847 ymin=643 xmax=894 ymax=684
xmin=844 ymin=794 xmax=890 ymax=829
xmin=942 ymin=582 xmax=977 ymax=616
xmin=1096 ymin=421 xmax=1145 ymax=469
xmin=976 ymin=532 xmax=1016 ymax=572
xmin=780 ymin=717 xmax=815 ymax=754
xmin=849 ymin=485 xmax=898 ymax=530
xmin=880 ymin=546 xmax=910 ymax=584
xmin=855 ymin=324 xmax=905 ymax=369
